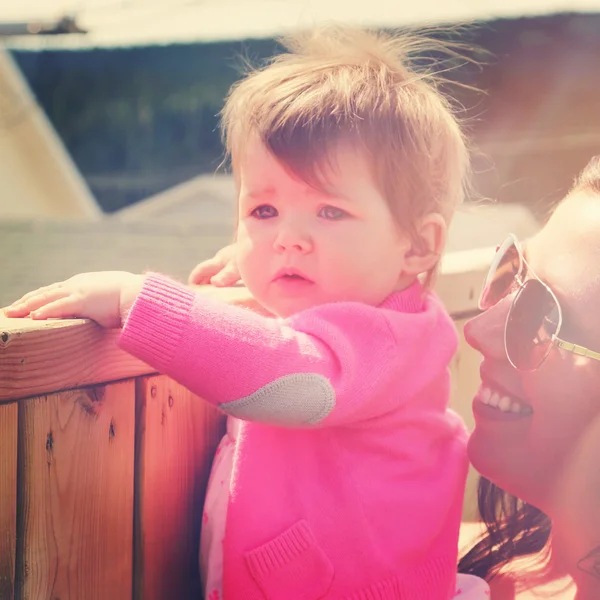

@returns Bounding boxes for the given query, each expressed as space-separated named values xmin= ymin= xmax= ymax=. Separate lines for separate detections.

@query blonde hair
xmin=221 ymin=25 xmax=471 ymax=273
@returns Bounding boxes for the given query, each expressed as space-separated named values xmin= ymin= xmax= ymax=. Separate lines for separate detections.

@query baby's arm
xmin=119 ymin=274 xmax=453 ymax=428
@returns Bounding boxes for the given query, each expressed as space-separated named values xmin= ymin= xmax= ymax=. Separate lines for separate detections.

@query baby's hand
xmin=188 ymin=243 xmax=240 ymax=287
xmin=4 ymin=271 xmax=144 ymax=328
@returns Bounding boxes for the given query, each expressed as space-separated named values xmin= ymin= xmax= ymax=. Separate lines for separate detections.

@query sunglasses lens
xmin=479 ymin=238 xmax=520 ymax=310
xmin=506 ymin=279 xmax=560 ymax=370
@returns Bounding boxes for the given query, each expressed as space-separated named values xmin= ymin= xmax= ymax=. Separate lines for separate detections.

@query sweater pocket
xmin=245 ymin=519 xmax=334 ymax=600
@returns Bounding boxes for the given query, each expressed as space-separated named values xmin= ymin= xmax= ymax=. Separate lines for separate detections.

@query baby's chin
xmin=253 ymin=287 xmax=388 ymax=317
xmin=253 ymin=293 xmax=320 ymax=319
xmin=260 ymin=299 xmax=309 ymax=319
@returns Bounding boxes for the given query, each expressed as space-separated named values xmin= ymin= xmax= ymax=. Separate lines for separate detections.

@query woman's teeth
xmin=480 ymin=386 xmax=533 ymax=415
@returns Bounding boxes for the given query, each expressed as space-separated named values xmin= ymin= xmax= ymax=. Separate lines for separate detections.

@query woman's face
xmin=465 ymin=189 xmax=600 ymax=513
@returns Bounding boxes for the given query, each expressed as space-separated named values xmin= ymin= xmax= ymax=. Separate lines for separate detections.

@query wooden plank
xmin=16 ymin=381 xmax=136 ymax=600
xmin=134 ymin=375 xmax=226 ymax=600
xmin=0 ymin=402 xmax=17 ymax=600
xmin=1 ymin=248 xmax=490 ymax=404
xmin=0 ymin=286 xmax=267 ymax=403
xmin=0 ymin=315 xmax=153 ymax=403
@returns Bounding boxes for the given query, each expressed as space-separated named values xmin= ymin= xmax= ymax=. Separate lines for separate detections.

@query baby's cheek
xmin=234 ymin=239 xmax=253 ymax=270
xmin=236 ymin=251 xmax=269 ymax=301
xmin=236 ymin=250 xmax=257 ymax=280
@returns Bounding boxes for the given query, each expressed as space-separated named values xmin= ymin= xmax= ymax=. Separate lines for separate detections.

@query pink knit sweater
xmin=119 ymin=274 xmax=469 ymax=599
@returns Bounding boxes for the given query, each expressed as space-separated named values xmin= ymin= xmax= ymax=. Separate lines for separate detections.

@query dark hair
xmin=458 ymin=477 xmax=552 ymax=580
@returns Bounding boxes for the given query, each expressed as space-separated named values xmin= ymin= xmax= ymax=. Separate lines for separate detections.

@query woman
xmin=459 ymin=157 xmax=600 ymax=599
xmin=191 ymin=156 xmax=600 ymax=598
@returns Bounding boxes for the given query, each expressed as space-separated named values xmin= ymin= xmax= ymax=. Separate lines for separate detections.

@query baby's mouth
xmin=273 ymin=269 xmax=313 ymax=283
xmin=280 ymin=274 xmax=306 ymax=281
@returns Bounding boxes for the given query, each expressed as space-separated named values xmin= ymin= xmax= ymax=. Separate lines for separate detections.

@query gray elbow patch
xmin=219 ymin=373 xmax=335 ymax=427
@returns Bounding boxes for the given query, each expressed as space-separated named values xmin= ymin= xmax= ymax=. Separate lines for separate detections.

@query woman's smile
xmin=473 ymin=384 xmax=534 ymax=420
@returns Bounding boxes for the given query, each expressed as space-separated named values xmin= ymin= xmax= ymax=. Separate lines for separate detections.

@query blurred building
xmin=0 ymin=47 xmax=100 ymax=219
xmin=2 ymin=11 xmax=598 ymax=219
xmin=0 ymin=3 xmax=598 ymax=221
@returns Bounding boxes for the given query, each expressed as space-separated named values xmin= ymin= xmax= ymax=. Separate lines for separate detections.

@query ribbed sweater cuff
xmin=119 ymin=273 xmax=196 ymax=373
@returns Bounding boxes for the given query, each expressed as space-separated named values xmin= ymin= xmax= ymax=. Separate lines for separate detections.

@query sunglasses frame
xmin=481 ymin=233 xmax=600 ymax=371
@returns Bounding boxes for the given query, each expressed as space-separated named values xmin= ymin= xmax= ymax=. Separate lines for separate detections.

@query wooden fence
xmin=0 ymin=253 xmax=491 ymax=600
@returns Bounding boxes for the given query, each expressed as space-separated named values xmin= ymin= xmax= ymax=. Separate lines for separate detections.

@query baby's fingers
xmin=28 ymin=297 xmax=82 ymax=320
xmin=188 ymin=258 xmax=225 ymax=285
xmin=5 ymin=286 xmax=69 ymax=317
xmin=210 ymin=262 xmax=241 ymax=287
xmin=10 ymin=283 xmax=61 ymax=307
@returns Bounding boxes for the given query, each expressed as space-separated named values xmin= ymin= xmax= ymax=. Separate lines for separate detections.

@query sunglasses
xmin=479 ymin=233 xmax=600 ymax=371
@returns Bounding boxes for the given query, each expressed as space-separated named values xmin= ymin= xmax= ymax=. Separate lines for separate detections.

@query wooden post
xmin=134 ymin=376 xmax=225 ymax=600
xmin=0 ymin=402 xmax=18 ymax=600
xmin=16 ymin=382 xmax=136 ymax=600
xmin=0 ymin=288 xmax=260 ymax=600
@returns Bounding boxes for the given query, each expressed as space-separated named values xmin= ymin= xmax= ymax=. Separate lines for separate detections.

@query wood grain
xmin=0 ymin=402 xmax=17 ymax=600
xmin=0 ymin=316 xmax=153 ymax=403
xmin=16 ymin=381 xmax=136 ymax=600
xmin=0 ymin=285 xmax=269 ymax=404
xmin=134 ymin=375 xmax=225 ymax=600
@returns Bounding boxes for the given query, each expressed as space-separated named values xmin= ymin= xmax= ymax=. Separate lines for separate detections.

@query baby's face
xmin=235 ymin=139 xmax=411 ymax=317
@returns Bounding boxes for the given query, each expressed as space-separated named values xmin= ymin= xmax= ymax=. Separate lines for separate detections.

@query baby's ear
xmin=402 ymin=213 xmax=447 ymax=276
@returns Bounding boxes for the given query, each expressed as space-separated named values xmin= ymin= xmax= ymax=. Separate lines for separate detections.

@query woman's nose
xmin=463 ymin=295 xmax=512 ymax=360
xmin=273 ymin=222 xmax=313 ymax=254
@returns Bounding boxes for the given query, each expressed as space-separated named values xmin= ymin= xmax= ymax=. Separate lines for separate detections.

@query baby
xmin=6 ymin=26 xmax=481 ymax=599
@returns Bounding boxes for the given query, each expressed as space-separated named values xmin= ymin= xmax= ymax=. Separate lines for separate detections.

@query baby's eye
xmin=318 ymin=205 xmax=348 ymax=221
xmin=251 ymin=205 xmax=278 ymax=219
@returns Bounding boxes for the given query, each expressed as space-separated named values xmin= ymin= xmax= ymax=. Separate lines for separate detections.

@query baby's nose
xmin=274 ymin=223 xmax=313 ymax=253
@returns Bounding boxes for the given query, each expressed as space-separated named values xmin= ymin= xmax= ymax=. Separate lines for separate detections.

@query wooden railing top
xmin=0 ymin=246 xmax=494 ymax=403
